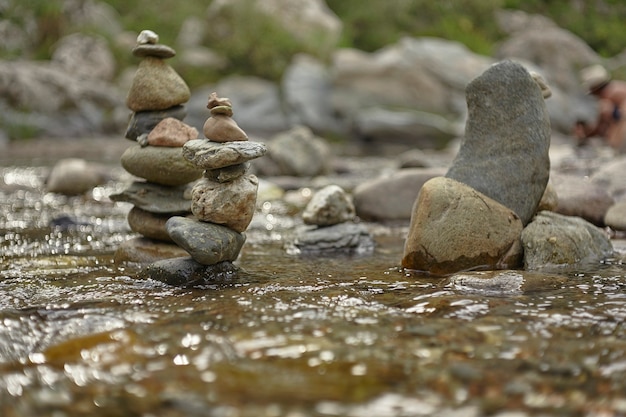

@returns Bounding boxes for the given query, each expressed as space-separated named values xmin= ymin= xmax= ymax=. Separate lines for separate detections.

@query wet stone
xmin=166 ymin=216 xmax=246 ymax=265
xmin=183 ymin=139 xmax=267 ymax=170
xmin=448 ymin=270 xmax=569 ymax=296
xmin=139 ymin=257 xmax=239 ymax=287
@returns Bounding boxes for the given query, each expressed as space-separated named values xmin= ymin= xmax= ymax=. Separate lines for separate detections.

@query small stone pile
xmin=164 ymin=92 xmax=267 ymax=270
xmin=111 ymin=30 xmax=202 ymax=262
xmin=286 ymin=184 xmax=374 ymax=255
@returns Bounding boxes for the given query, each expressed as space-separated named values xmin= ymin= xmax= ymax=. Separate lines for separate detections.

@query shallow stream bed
xmin=1 ymin=140 xmax=625 ymax=417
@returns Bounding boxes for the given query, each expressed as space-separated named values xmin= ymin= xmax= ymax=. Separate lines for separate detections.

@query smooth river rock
xmin=166 ymin=216 xmax=246 ymax=265
xmin=125 ymin=106 xmax=187 ymax=141
xmin=139 ymin=257 xmax=240 ymax=287
xmin=445 ymin=60 xmax=551 ymax=226
xmin=126 ymin=57 xmax=191 ymax=111
xmin=402 ymin=176 xmax=524 ymax=275
xmin=121 ymin=144 xmax=203 ymax=186
xmin=521 ymin=210 xmax=615 ymax=270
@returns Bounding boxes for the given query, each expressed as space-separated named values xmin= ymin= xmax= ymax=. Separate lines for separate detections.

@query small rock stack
xmin=164 ymin=92 xmax=267 ymax=269
xmin=111 ymin=30 xmax=202 ymax=261
xmin=287 ymin=184 xmax=375 ymax=255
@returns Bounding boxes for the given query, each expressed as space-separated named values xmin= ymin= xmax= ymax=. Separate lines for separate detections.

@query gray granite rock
xmin=166 ymin=216 xmax=246 ymax=265
xmin=182 ymin=139 xmax=267 ymax=170
xmin=204 ymin=162 xmax=250 ymax=183
xmin=445 ymin=60 xmax=551 ymax=226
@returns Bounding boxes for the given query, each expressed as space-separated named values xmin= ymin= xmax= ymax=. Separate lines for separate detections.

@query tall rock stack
xmin=111 ymin=30 xmax=202 ymax=262
xmin=160 ymin=92 xmax=267 ymax=279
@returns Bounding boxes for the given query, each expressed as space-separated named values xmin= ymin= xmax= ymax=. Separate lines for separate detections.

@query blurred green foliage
xmin=3 ymin=0 xmax=626 ymax=84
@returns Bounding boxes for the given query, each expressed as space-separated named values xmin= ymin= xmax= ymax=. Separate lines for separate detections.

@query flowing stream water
xmin=1 ymin=141 xmax=625 ymax=417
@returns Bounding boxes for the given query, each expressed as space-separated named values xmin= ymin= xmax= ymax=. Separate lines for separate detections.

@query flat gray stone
xmin=183 ymin=139 xmax=267 ymax=170
xmin=109 ymin=181 xmax=192 ymax=214
xmin=121 ymin=144 xmax=203 ymax=186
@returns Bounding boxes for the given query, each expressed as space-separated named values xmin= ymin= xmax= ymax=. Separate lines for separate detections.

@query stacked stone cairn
xmin=157 ymin=92 xmax=267 ymax=282
xmin=286 ymin=184 xmax=375 ymax=255
xmin=111 ymin=30 xmax=202 ymax=262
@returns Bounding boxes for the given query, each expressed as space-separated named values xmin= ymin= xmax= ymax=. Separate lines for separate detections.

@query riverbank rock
xmin=114 ymin=237 xmax=189 ymax=264
xmin=445 ymin=60 xmax=551 ymax=226
xmin=46 ymin=158 xmax=109 ymax=195
xmin=126 ymin=57 xmax=191 ymax=112
xmin=262 ymin=125 xmax=332 ymax=177
xmin=605 ymin=201 xmax=626 ymax=232
xmin=521 ymin=211 xmax=614 ymax=270
xmin=127 ymin=206 xmax=175 ymax=242
xmin=551 ymin=173 xmax=614 ymax=226
xmin=353 ymin=168 xmax=446 ymax=221
xmin=402 ymin=177 xmax=524 ymax=276
xmin=302 ymin=184 xmax=355 ymax=226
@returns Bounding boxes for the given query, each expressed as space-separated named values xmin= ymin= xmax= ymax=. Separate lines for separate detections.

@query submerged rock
xmin=448 ymin=270 xmax=569 ymax=296
xmin=114 ymin=237 xmax=189 ymax=264
xmin=521 ymin=210 xmax=614 ymax=270
xmin=139 ymin=256 xmax=239 ymax=286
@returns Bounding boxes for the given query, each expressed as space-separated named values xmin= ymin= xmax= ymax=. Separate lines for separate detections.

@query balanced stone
xmin=191 ymin=175 xmax=259 ymax=233
xmin=402 ymin=176 xmax=524 ymax=275
xmin=183 ymin=139 xmax=267 ymax=170
xmin=166 ymin=216 xmax=246 ymax=265
xmin=132 ymin=43 xmax=176 ymax=59
xmin=302 ymin=184 xmax=355 ymax=226
xmin=445 ymin=60 xmax=550 ymax=226
xmin=109 ymin=181 xmax=192 ymax=214
xmin=147 ymin=117 xmax=198 ymax=147
xmin=126 ymin=57 xmax=191 ymax=111
xmin=125 ymin=106 xmax=187 ymax=141
xmin=204 ymin=162 xmax=250 ymax=183
xmin=121 ymin=144 xmax=202 ymax=186
xmin=114 ymin=237 xmax=189 ymax=265
xmin=202 ymin=92 xmax=247 ymax=142
xmin=127 ymin=206 xmax=174 ymax=242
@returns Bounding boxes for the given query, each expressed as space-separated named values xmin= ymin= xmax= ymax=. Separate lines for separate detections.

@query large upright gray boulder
xmin=445 ymin=60 xmax=551 ymax=225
